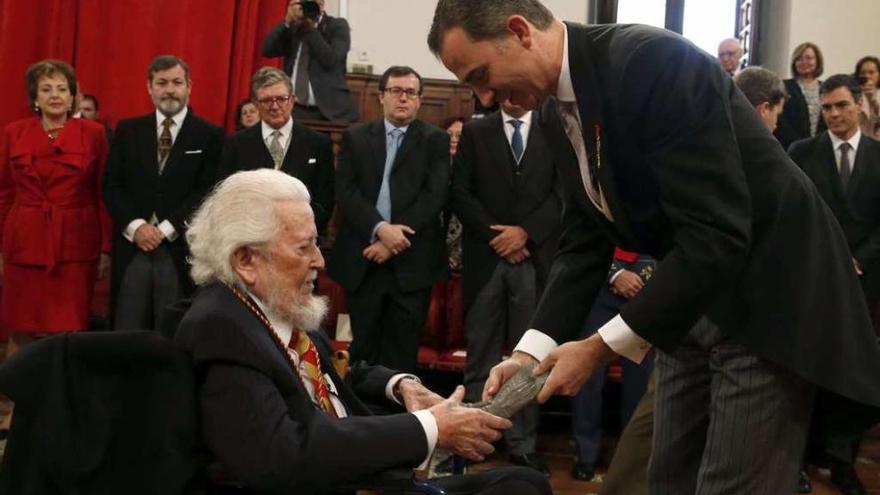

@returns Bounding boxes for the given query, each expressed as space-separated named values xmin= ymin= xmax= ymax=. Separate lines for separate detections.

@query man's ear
xmin=507 ymin=15 xmax=533 ymax=49
xmin=231 ymin=246 xmax=259 ymax=287
xmin=756 ymin=101 xmax=771 ymax=119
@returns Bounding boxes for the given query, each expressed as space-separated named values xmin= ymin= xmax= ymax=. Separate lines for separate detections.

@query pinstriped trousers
xmin=648 ymin=317 xmax=815 ymax=495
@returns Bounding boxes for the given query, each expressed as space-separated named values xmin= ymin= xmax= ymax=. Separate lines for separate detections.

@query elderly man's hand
xmin=398 ymin=378 xmax=444 ymax=412
xmin=533 ymin=334 xmax=618 ymax=403
xmin=482 ymin=351 xmax=537 ymax=401
xmin=429 ymin=386 xmax=511 ymax=462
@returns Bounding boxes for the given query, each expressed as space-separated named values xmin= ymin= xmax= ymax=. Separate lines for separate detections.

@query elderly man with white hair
xmin=174 ymin=169 xmax=551 ymax=495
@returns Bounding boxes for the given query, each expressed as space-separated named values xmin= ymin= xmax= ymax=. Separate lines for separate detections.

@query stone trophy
xmin=463 ymin=362 xmax=549 ymax=418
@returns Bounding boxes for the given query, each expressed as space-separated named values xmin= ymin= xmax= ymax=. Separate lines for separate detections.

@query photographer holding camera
xmin=262 ymin=0 xmax=359 ymax=123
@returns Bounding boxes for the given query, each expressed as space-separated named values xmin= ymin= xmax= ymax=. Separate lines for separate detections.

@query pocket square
xmin=308 ymin=158 xmax=317 ymax=164
xmin=184 ymin=149 xmax=203 ymax=155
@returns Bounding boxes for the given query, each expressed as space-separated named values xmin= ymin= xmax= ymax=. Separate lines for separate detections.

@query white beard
xmin=264 ymin=275 xmax=328 ymax=332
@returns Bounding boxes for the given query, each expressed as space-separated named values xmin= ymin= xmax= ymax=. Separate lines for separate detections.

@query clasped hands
xmin=397 ymin=380 xmax=511 ymax=462
xmin=133 ymin=224 xmax=165 ymax=252
xmin=362 ymin=223 xmax=414 ymax=264
xmin=489 ymin=225 xmax=530 ymax=264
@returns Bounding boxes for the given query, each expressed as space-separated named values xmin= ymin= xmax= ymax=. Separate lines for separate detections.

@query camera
xmin=300 ymin=1 xmax=321 ymax=20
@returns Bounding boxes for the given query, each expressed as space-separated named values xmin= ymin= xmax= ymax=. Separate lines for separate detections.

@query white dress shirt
xmin=829 ymin=129 xmax=862 ymax=172
xmin=122 ymin=107 xmax=188 ymax=244
xmin=248 ymin=290 xmax=437 ymax=468
xmin=513 ymin=26 xmax=652 ymax=365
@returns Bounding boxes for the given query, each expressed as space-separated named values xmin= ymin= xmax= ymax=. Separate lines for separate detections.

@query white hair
xmin=187 ymin=169 xmax=311 ymax=286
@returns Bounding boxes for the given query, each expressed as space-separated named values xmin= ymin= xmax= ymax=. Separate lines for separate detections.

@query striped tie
xmin=288 ymin=330 xmax=337 ymax=416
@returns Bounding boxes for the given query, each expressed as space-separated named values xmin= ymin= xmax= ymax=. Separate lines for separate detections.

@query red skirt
xmin=1 ymin=261 xmax=96 ymax=333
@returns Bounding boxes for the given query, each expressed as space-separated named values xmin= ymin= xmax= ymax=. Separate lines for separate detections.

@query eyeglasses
xmin=384 ymin=87 xmax=420 ymax=100
xmin=256 ymin=95 xmax=293 ymax=107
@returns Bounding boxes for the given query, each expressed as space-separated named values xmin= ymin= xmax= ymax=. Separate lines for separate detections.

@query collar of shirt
xmin=155 ymin=107 xmax=187 ymax=141
xmin=556 ymin=25 xmax=576 ymax=103
xmin=500 ymin=109 xmax=533 ymax=149
xmin=262 ymin=118 xmax=294 ymax=148
xmin=384 ymin=119 xmax=410 ymax=136
xmin=829 ymin=128 xmax=862 ymax=161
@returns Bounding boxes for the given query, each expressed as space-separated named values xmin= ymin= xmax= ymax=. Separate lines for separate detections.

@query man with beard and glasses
xmin=104 ymin=55 xmax=224 ymax=332
xmin=175 ymin=169 xmax=551 ymax=495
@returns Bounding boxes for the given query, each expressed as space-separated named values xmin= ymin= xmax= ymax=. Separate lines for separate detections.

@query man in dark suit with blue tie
xmin=104 ymin=55 xmax=224 ymax=332
xmin=789 ymin=74 xmax=880 ymax=495
xmin=329 ymin=66 xmax=449 ymax=373
xmin=452 ymin=100 xmax=562 ymax=474
xmin=428 ymin=1 xmax=880 ymax=493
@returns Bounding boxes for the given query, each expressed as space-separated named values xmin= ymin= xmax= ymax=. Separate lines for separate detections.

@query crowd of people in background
xmin=1 ymin=0 xmax=879 ymax=492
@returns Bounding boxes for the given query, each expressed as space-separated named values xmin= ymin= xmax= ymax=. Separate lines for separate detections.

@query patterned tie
xmin=269 ymin=130 xmax=284 ymax=169
xmin=294 ymin=43 xmax=311 ymax=104
xmin=288 ymin=330 xmax=337 ymax=416
xmin=376 ymin=128 xmax=404 ymax=221
xmin=556 ymin=100 xmax=613 ymax=221
xmin=509 ymin=118 xmax=524 ymax=163
xmin=158 ymin=117 xmax=174 ymax=172
xmin=839 ymin=142 xmax=853 ymax=191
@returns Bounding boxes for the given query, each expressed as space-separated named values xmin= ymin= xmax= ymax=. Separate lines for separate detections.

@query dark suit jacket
xmin=174 ymin=283 xmax=427 ymax=494
xmin=218 ymin=122 xmax=335 ymax=235
xmin=451 ymin=109 xmax=562 ymax=307
xmin=532 ymin=23 xmax=880 ymax=408
xmin=0 ymin=331 xmax=198 ymax=495
xmin=103 ymin=110 xmax=224 ymax=318
xmin=776 ymin=78 xmax=827 ymax=150
xmin=789 ymin=132 xmax=880 ymax=300
xmin=262 ymin=17 xmax=359 ymax=122
xmin=329 ymin=118 xmax=450 ymax=293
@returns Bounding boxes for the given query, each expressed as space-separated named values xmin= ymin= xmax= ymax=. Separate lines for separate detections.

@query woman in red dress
xmin=0 ymin=60 xmax=111 ymax=355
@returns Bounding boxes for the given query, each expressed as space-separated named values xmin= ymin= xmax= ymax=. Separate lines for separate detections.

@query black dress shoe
xmin=830 ymin=461 xmax=866 ymax=495
xmin=796 ymin=469 xmax=812 ymax=493
xmin=509 ymin=453 xmax=551 ymax=477
xmin=571 ymin=461 xmax=595 ymax=481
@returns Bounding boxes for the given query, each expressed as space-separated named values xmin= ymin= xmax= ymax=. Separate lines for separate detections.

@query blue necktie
xmin=509 ymin=119 xmax=524 ymax=163
xmin=377 ymin=128 xmax=403 ymax=221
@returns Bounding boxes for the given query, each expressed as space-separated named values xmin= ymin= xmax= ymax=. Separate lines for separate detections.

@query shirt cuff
xmin=412 ymin=409 xmax=438 ymax=470
xmin=124 ymin=219 xmax=147 ymax=243
xmin=371 ymin=221 xmax=387 ymax=243
xmin=608 ymin=269 xmax=625 ymax=284
xmin=513 ymin=329 xmax=558 ymax=362
xmin=158 ymin=220 xmax=178 ymax=241
xmin=386 ymin=373 xmax=420 ymax=405
xmin=597 ymin=314 xmax=652 ymax=364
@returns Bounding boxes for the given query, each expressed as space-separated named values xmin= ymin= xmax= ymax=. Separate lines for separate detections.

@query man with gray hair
xmin=218 ymin=66 xmax=334 ymax=235
xmin=174 ymin=169 xmax=551 ymax=495
xmin=717 ymin=38 xmax=743 ymax=76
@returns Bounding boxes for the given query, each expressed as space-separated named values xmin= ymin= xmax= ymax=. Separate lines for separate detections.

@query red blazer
xmin=0 ymin=117 xmax=111 ymax=270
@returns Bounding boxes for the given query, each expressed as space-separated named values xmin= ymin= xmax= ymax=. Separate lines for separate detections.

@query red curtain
xmin=0 ymin=0 xmax=286 ymax=131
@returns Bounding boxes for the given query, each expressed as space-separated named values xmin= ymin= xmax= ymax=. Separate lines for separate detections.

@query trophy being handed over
xmin=465 ymin=362 xmax=549 ymax=418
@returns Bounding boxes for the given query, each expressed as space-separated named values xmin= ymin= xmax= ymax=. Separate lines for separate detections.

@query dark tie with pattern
xmin=158 ymin=117 xmax=173 ymax=172
xmin=509 ymin=118 xmax=524 ymax=163
xmin=839 ymin=142 xmax=852 ymax=191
